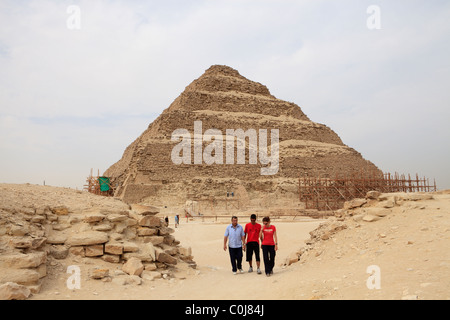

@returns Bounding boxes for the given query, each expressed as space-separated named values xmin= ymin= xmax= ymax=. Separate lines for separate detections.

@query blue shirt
xmin=224 ymin=224 xmax=245 ymax=248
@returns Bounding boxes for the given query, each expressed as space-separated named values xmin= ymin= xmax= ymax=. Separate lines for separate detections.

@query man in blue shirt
xmin=224 ymin=216 xmax=246 ymax=275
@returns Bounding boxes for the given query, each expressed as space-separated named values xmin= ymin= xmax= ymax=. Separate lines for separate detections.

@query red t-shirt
xmin=262 ymin=225 xmax=276 ymax=246
xmin=245 ymin=223 xmax=262 ymax=244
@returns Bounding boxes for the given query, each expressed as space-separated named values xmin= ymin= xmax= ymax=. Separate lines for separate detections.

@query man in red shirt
xmin=244 ymin=214 xmax=262 ymax=274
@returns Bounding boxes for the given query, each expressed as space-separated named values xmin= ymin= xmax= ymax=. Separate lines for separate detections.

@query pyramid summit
xmin=105 ymin=65 xmax=381 ymax=207
xmin=188 ymin=64 xmax=272 ymax=96
xmin=165 ymin=65 xmax=309 ymax=120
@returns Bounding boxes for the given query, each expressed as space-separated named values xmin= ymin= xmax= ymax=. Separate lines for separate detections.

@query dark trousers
xmin=246 ymin=242 xmax=261 ymax=262
xmin=262 ymin=245 xmax=276 ymax=275
xmin=229 ymin=247 xmax=243 ymax=272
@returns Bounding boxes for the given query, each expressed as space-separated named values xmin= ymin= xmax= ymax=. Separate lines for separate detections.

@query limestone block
xmin=107 ymin=214 xmax=128 ymax=222
xmin=91 ymin=268 xmax=109 ymax=280
xmin=132 ymin=204 xmax=160 ymax=216
xmin=123 ymin=242 xmax=139 ymax=253
xmin=137 ymin=228 xmax=158 ymax=237
xmin=83 ymin=213 xmax=106 ymax=223
xmin=0 ymin=252 xmax=46 ymax=269
xmin=156 ymin=252 xmax=177 ymax=265
xmin=159 ymin=227 xmax=175 ymax=236
xmin=66 ymin=231 xmax=108 ymax=246
xmin=344 ymin=198 xmax=367 ymax=210
xmin=69 ymin=246 xmax=85 ymax=257
xmin=93 ymin=223 xmax=113 ymax=232
xmin=144 ymin=236 xmax=164 ymax=246
xmin=51 ymin=206 xmax=69 ymax=216
xmin=122 ymin=257 xmax=144 ymax=276
xmin=104 ymin=242 xmax=124 ymax=255
xmin=85 ymin=245 xmax=104 ymax=257
xmin=163 ymin=235 xmax=176 ymax=245
xmin=46 ymin=233 xmax=67 ymax=245
xmin=362 ymin=215 xmax=381 ymax=222
xmin=122 ymin=243 xmax=156 ymax=262
xmin=366 ymin=191 xmax=381 ymax=200
xmin=0 ymin=269 xmax=40 ymax=286
xmin=0 ymin=282 xmax=31 ymax=300
xmin=49 ymin=246 xmax=69 ymax=260
xmin=139 ymin=216 xmax=161 ymax=228
xmin=102 ymin=254 xmax=120 ymax=263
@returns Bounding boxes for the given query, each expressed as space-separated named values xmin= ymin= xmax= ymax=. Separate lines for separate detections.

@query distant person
xmin=224 ymin=216 xmax=246 ymax=275
xmin=260 ymin=216 xmax=278 ymax=277
xmin=244 ymin=214 xmax=262 ymax=274
xmin=175 ymin=214 xmax=180 ymax=228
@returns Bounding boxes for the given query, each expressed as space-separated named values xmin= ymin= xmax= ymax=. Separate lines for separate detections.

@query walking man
xmin=224 ymin=216 xmax=246 ymax=275
xmin=244 ymin=214 xmax=262 ymax=274
xmin=175 ymin=214 xmax=180 ymax=228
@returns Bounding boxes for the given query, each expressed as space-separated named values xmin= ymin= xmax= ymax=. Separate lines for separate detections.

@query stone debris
xmin=122 ymin=257 xmax=144 ymax=276
xmin=0 ymin=282 xmax=31 ymax=300
xmin=0 ymin=184 xmax=196 ymax=300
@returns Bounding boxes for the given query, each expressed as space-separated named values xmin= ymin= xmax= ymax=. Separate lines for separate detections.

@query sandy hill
xmin=280 ymin=190 xmax=450 ymax=300
xmin=105 ymin=65 xmax=381 ymax=207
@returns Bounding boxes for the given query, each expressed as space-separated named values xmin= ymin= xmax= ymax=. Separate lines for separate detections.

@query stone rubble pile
xmin=0 ymin=194 xmax=195 ymax=300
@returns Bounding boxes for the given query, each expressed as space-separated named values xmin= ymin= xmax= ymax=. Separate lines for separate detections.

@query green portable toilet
xmin=98 ymin=176 xmax=110 ymax=192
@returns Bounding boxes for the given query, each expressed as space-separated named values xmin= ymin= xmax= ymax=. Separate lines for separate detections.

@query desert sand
xmin=1 ymin=184 xmax=449 ymax=300
xmin=32 ymin=219 xmax=324 ymax=300
xmin=38 ymin=192 xmax=450 ymax=300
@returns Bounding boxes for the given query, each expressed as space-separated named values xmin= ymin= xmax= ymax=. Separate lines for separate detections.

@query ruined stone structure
xmin=0 ymin=184 xmax=195 ymax=299
xmin=105 ymin=65 xmax=381 ymax=207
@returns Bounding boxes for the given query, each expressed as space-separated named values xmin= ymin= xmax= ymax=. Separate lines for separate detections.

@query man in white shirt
xmin=224 ymin=216 xmax=246 ymax=275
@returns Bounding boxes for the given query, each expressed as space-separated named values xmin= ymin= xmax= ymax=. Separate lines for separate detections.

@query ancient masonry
xmin=105 ymin=65 xmax=382 ymax=206
xmin=0 ymin=185 xmax=194 ymax=300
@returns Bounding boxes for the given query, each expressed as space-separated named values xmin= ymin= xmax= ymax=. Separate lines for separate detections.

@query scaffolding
xmin=84 ymin=169 xmax=114 ymax=197
xmin=299 ymin=171 xmax=437 ymax=211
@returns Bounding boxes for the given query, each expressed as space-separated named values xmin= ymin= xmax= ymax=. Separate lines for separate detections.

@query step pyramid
xmin=105 ymin=65 xmax=381 ymax=205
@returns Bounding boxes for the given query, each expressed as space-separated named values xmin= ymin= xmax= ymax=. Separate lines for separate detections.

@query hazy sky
xmin=1 ymin=0 xmax=449 ymax=190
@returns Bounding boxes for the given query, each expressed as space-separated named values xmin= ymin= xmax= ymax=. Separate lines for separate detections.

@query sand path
xmin=31 ymin=191 xmax=450 ymax=300
xmin=153 ymin=219 xmax=323 ymax=300
xmin=33 ymin=219 xmax=321 ymax=300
